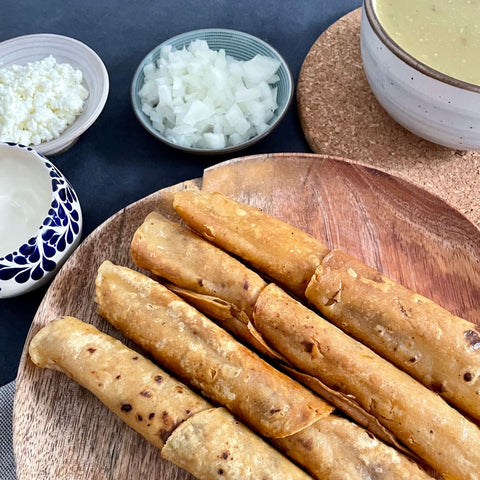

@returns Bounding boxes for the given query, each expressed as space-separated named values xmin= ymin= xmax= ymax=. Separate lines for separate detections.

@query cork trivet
xmin=298 ymin=8 xmax=480 ymax=227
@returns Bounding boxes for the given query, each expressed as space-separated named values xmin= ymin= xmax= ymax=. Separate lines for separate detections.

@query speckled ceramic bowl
xmin=0 ymin=143 xmax=82 ymax=298
xmin=131 ymin=28 xmax=294 ymax=155
xmin=0 ymin=33 xmax=109 ymax=156
xmin=361 ymin=0 xmax=480 ymax=150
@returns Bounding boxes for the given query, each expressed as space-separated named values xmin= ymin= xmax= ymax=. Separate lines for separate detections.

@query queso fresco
xmin=375 ymin=0 xmax=480 ymax=86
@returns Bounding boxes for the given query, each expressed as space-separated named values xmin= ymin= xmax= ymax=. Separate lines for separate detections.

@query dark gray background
xmin=0 ymin=0 xmax=362 ymax=385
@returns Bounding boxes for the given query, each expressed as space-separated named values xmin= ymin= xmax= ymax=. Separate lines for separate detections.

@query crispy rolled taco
xmin=95 ymin=260 xmax=331 ymax=439
xmin=253 ymin=283 xmax=480 ymax=480
xmin=128 ymin=211 xmax=431 ymax=457
xmin=95 ymin=261 xmax=433 ymax=480
xmin=163 ymin=407 xmax=312 ymax=480
xmin=28 ymin=315 xmax=210 ymax=451
xmin=274 ymin=415 xmax=431 ymax=480
xmin=29 ymin=317 xmax=312 ymax=480
xmin=130 ymin=211 xmax=282 ymax=360
xmin=306 ymin=249 xmax=480 ymax=421
xmin=173 ymin=190 xmax=329 ymax=298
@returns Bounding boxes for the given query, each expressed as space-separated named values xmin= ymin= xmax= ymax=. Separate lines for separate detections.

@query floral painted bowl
xmin=0 ymin=143 xmax=82 ymax=298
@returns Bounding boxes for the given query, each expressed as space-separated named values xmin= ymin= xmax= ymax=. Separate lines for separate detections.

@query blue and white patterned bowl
xmin=0 ymin=143 xmax=82 ymax=298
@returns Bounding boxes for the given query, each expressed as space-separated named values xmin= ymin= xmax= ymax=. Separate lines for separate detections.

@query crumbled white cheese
xmin=0 ymin=55 xmax=89 ymax=146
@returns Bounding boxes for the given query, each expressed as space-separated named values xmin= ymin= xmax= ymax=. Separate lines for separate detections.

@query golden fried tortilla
xmin=173 ymin=190 xmax=329 ymax=297
xmin=253 ymin=284 xmax=480 ymax=480
xmin=274 ymin=416 xmax=432 ymax=480
xmin=95 ymin=261 xmax=332 ymax=439
xmin=162 ymin=407 xmax=313 ymax=480
xmin=131 ymin=211 xmax=267 ymax=319
xmin=306 ymin=249 xmax=480 ymax=422
xmin=130 ymin=211 xmax=282 ymax=360
xmin=166 ymin=284 xmax=287 ymax=362
xmin=30 ymin=317 xmax=314 ymax=480
xmin=28 ymin=316 xmax=211 ymax=451
xmin=130 ymin=218 xmax=436 ymax=479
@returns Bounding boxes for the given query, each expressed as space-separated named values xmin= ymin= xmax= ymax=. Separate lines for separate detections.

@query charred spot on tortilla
xmin=465 ymin=330 xmax=480 ymax=351
xmin=431 ymin=382 xmax=446 ymax=394
xmin=301 ymin=340 xmax=315 ymax=353
xmin=159 ymin=429 xmax=170 ymax=442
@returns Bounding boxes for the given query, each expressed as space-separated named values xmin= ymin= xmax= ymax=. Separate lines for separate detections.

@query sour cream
xmin=0 ymin=154 xmax=52 ymax=257
xmin=375 ymin=0 xmax=480 ymax=86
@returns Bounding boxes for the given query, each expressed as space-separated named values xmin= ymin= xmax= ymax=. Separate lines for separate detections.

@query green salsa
xmin=375 ymin=0 xmax=480 ymax=85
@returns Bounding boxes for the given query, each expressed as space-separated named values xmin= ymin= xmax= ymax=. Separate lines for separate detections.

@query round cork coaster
xmin=297 ymin=8 xmax=480 ymax=227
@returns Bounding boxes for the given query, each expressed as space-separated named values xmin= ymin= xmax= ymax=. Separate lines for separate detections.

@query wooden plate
xmin=13 ymin=153 xmax=480 ymax=479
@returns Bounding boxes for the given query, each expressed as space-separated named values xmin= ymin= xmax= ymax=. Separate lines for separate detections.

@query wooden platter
xmin=13 ymin=153 xmax=480 ymax=479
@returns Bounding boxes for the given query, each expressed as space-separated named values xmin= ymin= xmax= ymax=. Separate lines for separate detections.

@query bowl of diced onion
xmin=131 ymin=29 xmax=294 ymax=154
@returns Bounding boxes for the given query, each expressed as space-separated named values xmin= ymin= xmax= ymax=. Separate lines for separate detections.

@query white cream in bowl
xmin=0 ymin=154 xmax=52 ymax=257
xmin=361 ymin=0 xmax=480 ymax=150
xmin=0 ymin=143 xmax=82 ymax=298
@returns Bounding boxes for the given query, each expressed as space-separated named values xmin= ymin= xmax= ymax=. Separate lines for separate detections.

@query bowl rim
xmin=130 ymin=27 xmax=294 ymax=155
xmin=363 ymin=0 xmax=480 ymax=94
xmin=0 ymin=33 xmax=110 ymax=156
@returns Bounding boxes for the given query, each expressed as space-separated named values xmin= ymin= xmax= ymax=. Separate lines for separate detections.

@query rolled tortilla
xmin=130 ymin=211 xmax=281 ymax=360
xmin=28 ymin=316 xmax=211 ymax=452
xmin=30 ymin=317 xmax=313 ymax=480
xmin=129 ymin=213 xmax=439 ymax=477
xmin=165 ymin=284 xmax=287 ymax=362
xmin=173 ymin=190 xmax=330 ymax=298
xmin=306 ymin=249 xmax=480 ymax=422
xmin=253 ymin=283 xmax=480 ymax=480
xmin=131 ymin=211 xmax=267 ymax=319
xmin=162 ymin=407 xmax=312 ymax=480
xmin=128 ymin=212 xmax=420 ymax=448
xmin=274 ymin=415 xmax=432 ymax=480
xmin=94 ymin=260 xmax=332 ymax=439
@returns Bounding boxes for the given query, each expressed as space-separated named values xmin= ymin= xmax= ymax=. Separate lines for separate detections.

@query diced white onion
xmin=138 ymin=39 xmax=281 ymax=149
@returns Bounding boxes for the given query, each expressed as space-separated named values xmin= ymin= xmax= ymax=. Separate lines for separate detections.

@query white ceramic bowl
xmin=0 ymin=143 xmax=82 ymax=298
xmin=0 ymin=33 xmax=109 ymax=156
xmin=131 ymin=28 xmax=294 ymax=155
xmin=361 ymin=0 xmax=480 ymax=150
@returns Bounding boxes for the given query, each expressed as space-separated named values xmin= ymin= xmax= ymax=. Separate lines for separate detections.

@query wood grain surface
xmin=13 ymin=153 xmax=480 ymax=479
xmin=297 ymin=8 xmax=480 ymax=228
